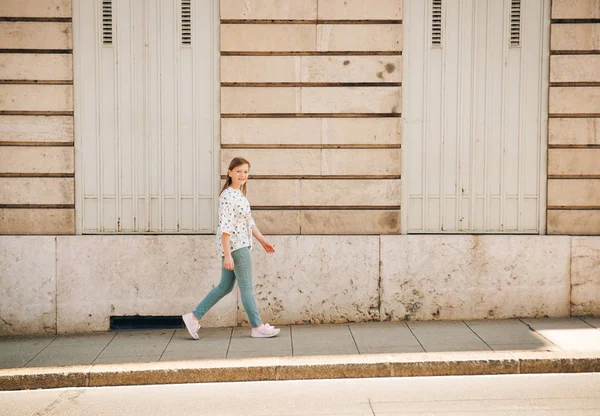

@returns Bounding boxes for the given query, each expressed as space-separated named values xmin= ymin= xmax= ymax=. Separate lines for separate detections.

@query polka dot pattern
xmin=216 ymin=187 xmax=256 ymax=257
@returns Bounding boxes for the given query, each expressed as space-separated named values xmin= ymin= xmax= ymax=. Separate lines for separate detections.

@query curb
xmin=1 ymin=351 xmax=599 ymax=391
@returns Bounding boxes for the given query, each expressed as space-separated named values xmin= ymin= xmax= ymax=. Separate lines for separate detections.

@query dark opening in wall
xmin=110 ymin=316 xmax=184 ymax=330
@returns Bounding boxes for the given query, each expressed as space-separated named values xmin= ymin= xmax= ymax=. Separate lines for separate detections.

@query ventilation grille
xmin=432 ymin=0 xmax=442 ymax=47
xmin=182 ymin=0 xmax=191 ymax=45
xmin=510 ymin=0 xmax=521 ymax=46
xmin=102 ymin=0 xmax=113 ymax=45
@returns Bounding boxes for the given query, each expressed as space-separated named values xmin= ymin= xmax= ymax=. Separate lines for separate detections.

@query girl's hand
xmin=224 ymin=255 xmax=234 ymax=270
xmin=261 ymin=240 xmax=276 ymax=254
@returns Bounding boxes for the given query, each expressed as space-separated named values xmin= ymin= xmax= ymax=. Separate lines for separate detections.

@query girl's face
xmin=228 ymin=163 xmax=249 ymax=188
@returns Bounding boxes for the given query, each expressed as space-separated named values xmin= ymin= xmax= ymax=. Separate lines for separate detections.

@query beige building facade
xmin=0 ymin=0 xmax=599 ymax=335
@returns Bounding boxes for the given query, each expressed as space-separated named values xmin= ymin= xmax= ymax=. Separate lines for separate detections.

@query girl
xmin=182 ymin=157 xmax=281 ymax=339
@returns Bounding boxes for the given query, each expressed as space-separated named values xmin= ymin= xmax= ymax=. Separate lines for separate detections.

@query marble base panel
xmin=571 ymin=237 xmax=600 ymax=317
xmin=0 ymin=237 xmax=56 ymax=335
xmin=380 ymin=236 xmax=572 ymax=321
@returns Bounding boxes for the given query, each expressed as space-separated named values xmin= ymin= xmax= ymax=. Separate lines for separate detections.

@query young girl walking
xmin=182 ymin=157 xmax=281 ymax=339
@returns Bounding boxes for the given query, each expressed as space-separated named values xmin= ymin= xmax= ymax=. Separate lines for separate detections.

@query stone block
xmin=252 ymin=210 xmax=301 ymax=234
xmin=220 ymin=0 xmax=317 ymax=20
xmin=380 ymin=235 xmax=571 ymax=321
xmin=0 ymin=22 xmax=72 ymax=50
xmin=302 ymin=86 xmax=401 ymax=113
xmin=551 ymin=23 xmax=600 ymax=51
xmin=221 ymin=87 xmax=300 ymax=114
xmin=221 ymin=56 xmax=300 ymax=83
xmin=0 ymin=177 xmax=74 ymax=205
xmin=221 ymin=148 xmax=321 ymax=176
xmin=551 ymin=55 xmax=600 ymax=83
xmin=221 ymin=24 xmax=316 ymax=52
xmin=221 ymin=117 xmax=401 ymax=146
xmin=552 ymin=0 xmax=600 ymax=19
xmin=0 ymin=208 xmax=74 ymax=234
xmin=0 ymin=146 xmax=74 ymax=174
xmin=0 ymin=85 xmax=73 ymax=112
xmin=317 ymin=24 xmax=402 ymax=51
xmin=547 ymin=210 xmax=600 ymax=235
xmin=240 ymin=235 xmax=379 ymax=325
xmin=323 ymin=117 xmax=401 ymax=145
xmin=548 ymin=179 xmax=600 ymax=207
xmin=300 ymin=179 xmax=401 ymax=206
xmin=246 ymin=179 xmax=301 ymax=206
xmin=0 ymin=54 xmax=72 ymax=81
xmin=322 ymin=148 xmax=401 ymax=175
xmin=221 ymin=117 xmax=321 ymax=146
xmin=0 ymin=0 xmax=71 ymax=18
xmin=301 ymin=56 xmax=402 ymax=83
xmin=0 ymin=237 xmax=56 ymax=335
xmin=318 ymin=0 xmax=402 ymax=20
xmin=549 ymin=87 xmax=600 ymax=114
xmin=571 ymin=237 xmax=600 ymax=316
xmin=549 ymin=118 xmax=600 ymax=146
xmin=548 ymin=149 xmax=600 ymax=176
xmin=56 ymin=236 xmax=236 ymax=333
xmin=301 ymin=210 xmax=400 ymax=233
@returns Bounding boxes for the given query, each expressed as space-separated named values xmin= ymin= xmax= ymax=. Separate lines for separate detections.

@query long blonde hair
xmin=220 ymin=157 xmax=251 ymax=196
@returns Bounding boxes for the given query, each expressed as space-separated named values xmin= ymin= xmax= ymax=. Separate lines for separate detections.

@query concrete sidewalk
xmin=1 ymin=318 xmax=600 ymax=391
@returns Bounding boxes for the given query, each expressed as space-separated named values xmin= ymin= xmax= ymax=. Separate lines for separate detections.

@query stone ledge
xmin=1 ymin=352 xmax=599 ymax=391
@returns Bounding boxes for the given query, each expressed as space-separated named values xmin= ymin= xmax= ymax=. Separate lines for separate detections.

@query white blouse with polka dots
xmin=216 ymin=187 xmax=256 ymax=258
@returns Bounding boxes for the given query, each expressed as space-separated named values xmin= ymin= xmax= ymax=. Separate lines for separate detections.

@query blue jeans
xmin=193 ymin=247 xmax=262 ymax=327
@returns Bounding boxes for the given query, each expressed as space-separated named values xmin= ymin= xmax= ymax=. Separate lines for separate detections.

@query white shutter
xmin=74 ymin=0 xmax=218 ymax=233
xmin=402 ymin=0 xmax=550 ymax=233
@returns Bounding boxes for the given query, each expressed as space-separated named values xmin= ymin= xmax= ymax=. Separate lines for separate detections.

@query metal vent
xmin=432 ymin=0 xmax=442 ymax=47
xmin=181 ymin=0 xmax=191 ymax=45
xmin=102 ymin=0 xmax=113 ymax=45
xmin=510 ymin=0 xmax=521 ymax=46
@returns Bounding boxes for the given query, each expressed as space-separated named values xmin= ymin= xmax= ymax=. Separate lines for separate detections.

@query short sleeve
xmin=218 ymin=193 xmax=235 ymax=235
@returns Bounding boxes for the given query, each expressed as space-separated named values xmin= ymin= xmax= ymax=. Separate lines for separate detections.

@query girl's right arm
xmin=222 ymin=232 xmax=234 ymax=270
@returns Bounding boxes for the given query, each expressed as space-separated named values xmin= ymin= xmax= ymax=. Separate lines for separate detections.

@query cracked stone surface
xmin=380 ymin=236 xmax=571 ymax=321
xmin=0 ymin=237 xmax=56 ymax=335
xmin=239 ymin=236 xmax=380 ymax=325
xmin=56 ymin=236 xmax=236 ymax=333
xmin=571 ymin=237 xmax=600 ymax=317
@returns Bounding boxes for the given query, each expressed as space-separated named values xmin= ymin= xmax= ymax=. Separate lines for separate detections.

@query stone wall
xmin=548 ymin=0 xmax=600 ymax=234
xmin=0 ymin=0 xmax=75 ymax=235
xmin=1 ymin=235 xmax=597 ymax=335
xmin=220 ymin=0 xmax=403 ymax=234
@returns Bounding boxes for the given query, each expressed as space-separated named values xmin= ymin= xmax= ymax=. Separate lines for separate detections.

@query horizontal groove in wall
xmin=0 ymin=141 xmax=73 ymax=146
xmin=0 ymin=111 xmax=74 ymax=116
xmin=549 ymin=113 xmax=600 ymax=118
xmin=551 ymin=51 xmax=600 ymax=55
xmin=0 ymin=173 xmax=74 ymax=178
xmin=221 ymin=82 xmax=401 ymax=87
xmin=551 ymin=19 xmax=600 ymax=24
xmin=221 ymin=51 xmax=402 ymax=56
xmin=220 ymin=20 xmax=402 ymax=24
xmin=0 ymin=204 xmax=75 ymax=209
xmin=221 ymin=144 xmax=401 ymax=149
xmin=221 ymin=175 xmax=401 ymax=179
xmin=222 ymin=113 xmax=401 ymax=118
xmin=0 ymin=17 xmax=72 ymax=22
xmin=550 ymin=82 xmax=600 ymax=87
xmin=253 ymin=205 xmax=401 ymax=210
xmin=548 ymin=175 xmax=600 ymax=179
xmin=547 ymin=206 xmax=600 ymax=210
xmin=548 ymin=144 xmax=600 ymax=149
xmin=0 ymin=80 xmax=73 ymax=85
xmin=0 ymin=49 xmax=72 ymax=54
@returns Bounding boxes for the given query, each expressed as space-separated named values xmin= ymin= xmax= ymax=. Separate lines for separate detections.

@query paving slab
xmin=349 ymin=322 xmax=423 ymax=351
xmin=406 ymin=321 xmax=492 ymax=352
xmin=582 ymin=317 xmax=600 ymax=329
xmin=291 ymin=324 xmax=359 ymax=356
xmin=160 ymin=328 xmax=231 ymax=361
xmin=0 ymin=335 xmax=56 ymax=368
xmin=227 ymin=326 xmax=292 ymax=358
xmin=465 ymin=319 xmax=560 ymax=352
xmin=521 ymin=318 xmax=600 ymax=352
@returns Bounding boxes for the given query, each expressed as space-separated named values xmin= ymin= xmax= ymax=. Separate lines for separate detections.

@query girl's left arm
xmin=252 ymin=225 xmax=275 ymax=254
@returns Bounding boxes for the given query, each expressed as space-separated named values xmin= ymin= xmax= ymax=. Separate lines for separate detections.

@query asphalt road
xmin=0 ymin=373 xmax=599 ymax=415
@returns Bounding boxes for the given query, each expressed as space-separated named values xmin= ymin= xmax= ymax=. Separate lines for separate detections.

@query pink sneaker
xmin=182 ymin=313 xmax=200 ymax=340
xmin=251 ymin=323 xmax=281 ymax=338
